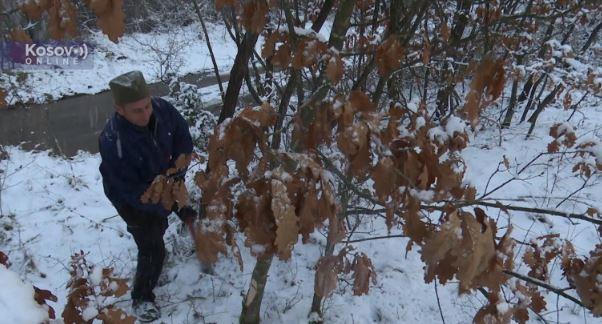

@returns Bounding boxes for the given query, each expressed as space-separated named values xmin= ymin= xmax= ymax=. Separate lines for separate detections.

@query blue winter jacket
xmin=98 ymin=97 xmax=193 ymax=216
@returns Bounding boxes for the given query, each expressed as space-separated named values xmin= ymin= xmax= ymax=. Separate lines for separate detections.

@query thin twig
xmin=434 ymin=280 xmax=446 ymax=324
xmin=504 ymin=270 xmax=585 ymax=308
xmin=344 ymin=234 xmax=406 ymax=244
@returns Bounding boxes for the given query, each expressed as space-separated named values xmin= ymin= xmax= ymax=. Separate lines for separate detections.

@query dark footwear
xmin=132 ymin=300 xmax=161 ymax=322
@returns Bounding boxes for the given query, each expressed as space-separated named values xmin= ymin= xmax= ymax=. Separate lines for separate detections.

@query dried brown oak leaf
xmin=375 ymin=36 xmax=403 ymax=76
xmin=422 ymin=210 xmax=498 ymax=293
xmin=314 ymin=248 xmax=350 ymax=298
xmin=236 ymin=191 xmax=276 ymax=258
xmin=85 ymin=0 xmax=125 ymax=42
xmin=33 ymin=286 xmax=58 ymax=319
xmin=326 ymin=55 xmax=345 ymax=85
xmin=372 ymin=157 xmax=397 ymax=202
xmin=271 ymin=179 xmax=299 ymax=260
xmin=352 ymin=253 xmax=376 ymax=296
xmin=48 ymin=0 xmax=78 ymax=40
xmin=11 ymin=27 xmax=32 ymax=42
xmin=242 ymin=0 xmax=268 ymax=34
xmin=20 ymin=0 xmax=51 ymax=20
xmin=563 ymin=244 xmax=602 ymax=316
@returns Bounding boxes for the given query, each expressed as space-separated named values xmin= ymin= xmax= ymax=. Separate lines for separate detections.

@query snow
xmin=1 ymin=22 xmax=238 ymax=105
xmin=89 ymin=266 xmax=103 ymax=286
xmin=2 ymin=95 xmax=600 ymax=323
xmin=1 ymin=19 xmax=602 ymax=324
xmin=0 ymin=264 xmax=50 ymax=324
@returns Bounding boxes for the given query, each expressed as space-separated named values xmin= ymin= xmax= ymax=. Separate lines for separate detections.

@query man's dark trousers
xmin=118 ymin=205 xmax=168 ymax=302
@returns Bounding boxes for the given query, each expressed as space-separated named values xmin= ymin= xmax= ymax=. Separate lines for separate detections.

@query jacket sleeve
xmin=161 ymin=98 xmax=193 ymax=165
xmin=99 ymin=134 xmax=171 ymax=216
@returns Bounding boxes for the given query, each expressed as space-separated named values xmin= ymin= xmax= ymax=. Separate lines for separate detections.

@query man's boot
xmin=132 ymin=300 xmax=161 ymax=322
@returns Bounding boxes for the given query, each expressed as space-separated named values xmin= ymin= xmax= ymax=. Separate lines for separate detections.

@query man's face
xmin=116 ymin=97 xmax=152 ymax=127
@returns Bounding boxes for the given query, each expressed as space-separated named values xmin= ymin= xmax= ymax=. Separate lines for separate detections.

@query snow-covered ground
xmin=0 ymin=17 xmax=600 ymax=324
xmin=1 ymin=90 xmax=600 ymax=323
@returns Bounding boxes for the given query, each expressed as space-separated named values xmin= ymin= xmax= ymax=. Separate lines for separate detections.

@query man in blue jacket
xmin=99 ymin=70 xmax=195 ymax=322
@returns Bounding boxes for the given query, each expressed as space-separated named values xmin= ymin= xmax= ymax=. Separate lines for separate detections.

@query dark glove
xmin=168 ymin=169 xmax=186 ymax=182
xmin=175 ymin=205 xmax=197 ymax=224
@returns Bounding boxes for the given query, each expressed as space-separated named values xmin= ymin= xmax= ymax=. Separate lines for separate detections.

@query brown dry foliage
xmin=326 ymin=55 xmax=345 ymax=85
xmin=462 ymin=57 xmax=505 ymax=127
xmin=271 ymin=178 xmax=299 ymax=260
xmin=375 ymin=36 xmax=403 ymax=76
xmin=10 ymin=27 xmax=33 ymax=42
xmin=562 ymin=243 xmax=602 ymax=316
xmin=140 ymin=153 xmax=192 ymax=210
xmin=522 ymin=234 xmax=561 ymax=281
xmin=352 ymin=253 xmax=376 ymax=296
xmin=48 ymin=0 xmax=78 ymax=39
xmin=421 ymin=209 xmax=510 ymax=293
xmin=84 ymin=0 xmax=125 ymax=42
xmin=20 ymin=0 xmax=51 ymax=20
xmin=314 ymin=248 xmax=350 ymax=298
xmin=62 ymin=251 xmax=134 ymax=323
xmin=215 ymin=0 xmax=237 ymax=11
xmin=0 ymin=251 xmax=8 ymax=266
xmin=242 ymin=0 xmax=268 ymax=34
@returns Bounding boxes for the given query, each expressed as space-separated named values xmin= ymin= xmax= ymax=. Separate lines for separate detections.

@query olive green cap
xmin=109 ymin=70 xmax=150 ymax=105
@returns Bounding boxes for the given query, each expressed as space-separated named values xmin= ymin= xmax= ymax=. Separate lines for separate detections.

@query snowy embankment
xmin=0 ymin=22 xmax=237 ymax=106
xmin=1 ymin=90 xmax=600 ymax=323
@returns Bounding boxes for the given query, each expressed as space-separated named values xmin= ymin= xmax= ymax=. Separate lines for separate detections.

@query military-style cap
xmin=109 ymin=70 xmax=150 ymax=105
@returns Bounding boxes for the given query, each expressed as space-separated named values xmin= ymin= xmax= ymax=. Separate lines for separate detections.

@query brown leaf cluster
xmin=262 ymin=31 xmax=291 ymax=68
xmin=462 ymin=57 xmax=505 ymax=127
xmin=375 ymin=36 xmax=404 ymax=76
xmin=84 ymin=0 xmax=125 ymax=42
xmin=62 ymin=251 xmax=134 ymax=324
xmin=140 ymin=153 xmax=192 ymax=210
xmin=314 ymin=248 xmax=377 ymax=297
xmin=193 ymin=169 xmax=239 ymax=264
xmin=562 ymin=243 xmax=602 ymax=316
xmin=334 ymin=91 xmax=376 ymax=178
xmin=46 ymin=0 xmax=78 ymax=39
xmin=314 ymin=248 xmax=350 ymax=298
xmin=292 ymin=38 xmax=329 ymax=70
xmin=33 ymin=286 xmax=58 ymax=320
xmin=20 ymin=0 xmax=52 ymax=21
xmin=548 ymin=123 xmax=577 ymax=152
xmin=325 ymin=55 xmax=345 ymax=85
xmin=474 ymin=282 xmax=546 ymax=324
xmin=422 ymin=209 xmax=510 ymax=293
xmin=10 ymin=27 xmax=33 ymax=42
xmin=352 ymin=253 xmax=376 ymax=296
xmin=190 ymin=104 xmax=281 ymax=264
xmin=140 ymin=175 xmax=189 ymax=211
xmin=522 ymin=234 xmax=560 ymax=281
xmin=242 ymin=0 xmax=268 ymax=34
xmin=234 ymin=155 xmax=338 ymax=259
xmin=215 ymin=0 xmax=237 ymax=11
xmin=271 ymin=178 xmax=299 ymax=259
xmin=291 ymin=102 xmax=336 ymax=151
xmin=0 ymin=250 xmax=8 ymax=266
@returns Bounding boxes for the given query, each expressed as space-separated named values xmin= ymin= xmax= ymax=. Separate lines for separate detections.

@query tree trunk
xmin=218 ymin=30 xmax=260 ymax=123
xmin=240 ymin=255 xmax=274 ymax=324
xmin=502 ymin=73 xmax=519 ymax=128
